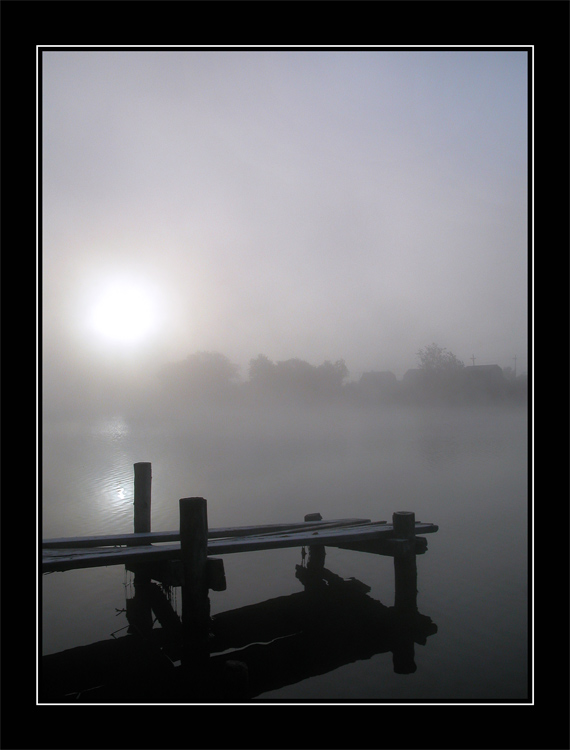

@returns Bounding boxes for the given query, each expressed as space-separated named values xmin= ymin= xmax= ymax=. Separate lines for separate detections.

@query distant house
xmin=460 ymin=364 xmax=505 ymax=383
xmin=403 ymin=364 xmax=505 ymax=383
xmin=401 ymin=364 xmax=508 ymax=402
xmin=458 ymin=364 xmax=507 ymax=399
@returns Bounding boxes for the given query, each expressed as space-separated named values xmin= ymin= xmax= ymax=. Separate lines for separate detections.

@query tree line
xmin=156 ymin=344 xmax=527 ymax=407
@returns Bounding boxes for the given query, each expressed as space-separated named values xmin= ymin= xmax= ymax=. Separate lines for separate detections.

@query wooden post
xmin=128 ymin=463 xmax=153 ymax=634
xmin=134 ymin=462 xmax=152 ymax=535
xmin=392 ymin=511 xmax=417 ymax=611
xmin=392 ymin=511 xmax=418 ymax=674
xmin=392 ymin=510 xmax=415 ymax=541
xmin=179 ymin=497 xmax=210 ymax=680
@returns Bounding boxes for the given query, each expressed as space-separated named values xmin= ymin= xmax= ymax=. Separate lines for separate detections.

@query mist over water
xmin=42 ymin=394 xmax=528 ymax=701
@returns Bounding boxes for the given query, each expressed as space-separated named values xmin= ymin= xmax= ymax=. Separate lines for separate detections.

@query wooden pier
xmin=42 ymin=517 xmax=437 ymax=572
xmin=40 ymin=462 xmax=439 ymax=701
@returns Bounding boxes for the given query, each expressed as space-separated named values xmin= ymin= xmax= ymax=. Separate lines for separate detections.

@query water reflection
xmin=43 ymin=416 xmax=138 ymax=537
xmin=91 ymin=416 xmax=129 ymax=442
xmin=40 ymin=548 xmax=437 ymax=703
xmin=88 ymin=419 xmax=137 ymax=532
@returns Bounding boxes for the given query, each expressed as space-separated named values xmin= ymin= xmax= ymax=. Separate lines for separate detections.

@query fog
xmin=39 ymin=49 xmax=531 ymax=707
xmin=41 ymin=47 xmax=529 ymax=420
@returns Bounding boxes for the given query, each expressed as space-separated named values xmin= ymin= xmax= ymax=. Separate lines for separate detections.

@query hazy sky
xmin=41 ymin=47 xmax=529 ymax=388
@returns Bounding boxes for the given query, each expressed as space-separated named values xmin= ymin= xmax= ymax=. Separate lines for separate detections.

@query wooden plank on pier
xmin=42 ymin=521 xmax=438 ymax=573
xmin=42 ymin=518 xmax=374 ymax=549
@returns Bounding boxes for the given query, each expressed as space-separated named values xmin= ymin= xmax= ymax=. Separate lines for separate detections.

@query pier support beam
xmin=392 ymin=511 xmax=418 ymax=612
xmin=128 ymin=463 xmax=153 ymax=635
xmin=179 ymin=497 xmax=210 ymax=683
xmin=134 ymin=462 xmax=152 ymax=535
xmin=392 ymin=511 xmax=418 ymax=674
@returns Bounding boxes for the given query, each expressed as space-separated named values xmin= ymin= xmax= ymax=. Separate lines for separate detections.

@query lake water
xmin=40 ymin=400 xmax=530 ymax=703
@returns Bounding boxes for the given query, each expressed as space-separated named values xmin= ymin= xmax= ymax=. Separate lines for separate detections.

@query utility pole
xmin=513 ymin=355 xmax=517 ymax=378
xmin=470 ymin=355 xmax=475 ymax=366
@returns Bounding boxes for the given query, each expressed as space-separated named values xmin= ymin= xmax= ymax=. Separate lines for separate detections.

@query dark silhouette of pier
xmin=40 ymin=463 xmax=438 ymax=702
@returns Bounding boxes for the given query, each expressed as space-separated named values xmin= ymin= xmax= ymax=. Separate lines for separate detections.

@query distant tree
xmin=247 ymin=354 xmax=348 ymax=402
xmin=274 ymin=358 xmax=317 ymax=395
xmin=416 ymin=343 xmax=464 ymax=372
xmin=317 ymin=359 xmax=349 ymax=389
xmin=248 ymin=354 xmax=276 ymax=384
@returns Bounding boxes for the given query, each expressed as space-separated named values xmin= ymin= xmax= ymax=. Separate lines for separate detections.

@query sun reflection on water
xmin=92 ymin=416 xmax=129 ymax=442
xmin=83 ymin=417 xmax=137 ymax=533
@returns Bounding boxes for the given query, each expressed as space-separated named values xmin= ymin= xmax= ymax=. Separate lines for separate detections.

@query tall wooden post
xmin=134 ymin=462 xmax=152 ymax=535
xmin=392 ymin=511 xmax=417 ymax=611
xmin=392 ymin=511 xmax=418 ymax=674
xmin=179 ymin=497 xmax=210 ymax=682
xmin=392 ymin=511 xmax=415 ymax=543
xmin=128 ymin=463 xmax=153 ymax=634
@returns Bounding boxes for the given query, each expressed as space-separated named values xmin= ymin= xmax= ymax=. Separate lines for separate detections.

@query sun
xmin=90 ymin=280 xmax=158 ymax=345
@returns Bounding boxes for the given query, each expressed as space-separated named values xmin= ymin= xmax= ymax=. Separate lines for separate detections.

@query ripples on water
xmin=42 ymin=417 xmax=136 ymax=537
